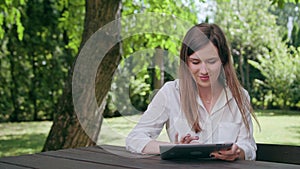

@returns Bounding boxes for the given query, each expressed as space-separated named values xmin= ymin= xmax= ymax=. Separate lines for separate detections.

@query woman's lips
xmin=199 ymin=76 xmax=209 ymax=81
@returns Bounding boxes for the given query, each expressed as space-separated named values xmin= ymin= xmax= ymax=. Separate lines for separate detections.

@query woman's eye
xmin=192 ymin=61 xmax=200 ymax=64
xmin=189 ymin=59 xmax=200 ymax=64
xmin=207 ymin=60 xmax=216 ymax=64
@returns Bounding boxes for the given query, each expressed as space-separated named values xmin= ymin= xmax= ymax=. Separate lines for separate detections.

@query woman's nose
xmin=199 ymin=63 xmax=208 ymax=74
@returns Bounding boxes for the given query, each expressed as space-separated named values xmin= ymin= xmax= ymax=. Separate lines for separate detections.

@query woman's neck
xmin=198 ymin=83 xmax=223 ymax=112
xmin=199 ymin=83 xmax=223 ymax=98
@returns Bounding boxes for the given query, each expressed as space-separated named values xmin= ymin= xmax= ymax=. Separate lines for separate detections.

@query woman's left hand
xmin=210 ymin=144 xmax=245 ymax=161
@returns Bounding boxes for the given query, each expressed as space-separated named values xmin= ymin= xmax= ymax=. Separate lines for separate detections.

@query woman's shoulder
xmin=157 ymin=79 xmax=180 ymax=94
xmin=224 ymin=87 xmax=250 ymax=100
xmin=162 ymin=79 xmax=179 ymax=88
xmin=149 ymin=79 xmax=179 ymax=102
xmin=240 ymin=87 xmax=250 ymax=97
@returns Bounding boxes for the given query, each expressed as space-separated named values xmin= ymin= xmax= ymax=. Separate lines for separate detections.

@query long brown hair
xmin=179 ymin=23 xmax=259 ymax=133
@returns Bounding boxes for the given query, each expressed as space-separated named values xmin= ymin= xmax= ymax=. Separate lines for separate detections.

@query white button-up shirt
xmin=126 ymin=79 xmax=257 ymax=160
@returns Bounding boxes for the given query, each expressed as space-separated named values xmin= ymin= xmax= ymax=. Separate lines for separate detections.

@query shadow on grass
xmin=0 ymin=133 xmax=47 ymax=157
xmin=287 ymin=125 xmax=300 ymax=140
xmin=256 ymin=109 xmax=300 ymax=116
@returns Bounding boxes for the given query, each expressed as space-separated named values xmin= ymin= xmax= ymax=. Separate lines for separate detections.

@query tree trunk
xmin=238 ymin=47 xmax=245 ymax=86
xmin=153 ymin=47 xmax=164 ymax=89
xmin=9 ymin=52 xmax=19 ymax=122
xmin=30 ymin=53 xmax=38 ymax=121
xmin=43 ymin=0 xmax=122 ymax=151
xmin=245 ymin=57 xmax=250 ymax=91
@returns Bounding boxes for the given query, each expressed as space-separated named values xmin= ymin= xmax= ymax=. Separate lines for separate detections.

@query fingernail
xmin=218 ymin=151 xmax=222 ymax=155
xmin=210 ymin=154 xmax=215 ymax=158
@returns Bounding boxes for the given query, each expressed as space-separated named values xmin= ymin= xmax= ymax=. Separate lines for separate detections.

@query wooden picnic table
xmin=0 ymin=144 xmax=299 ymax=169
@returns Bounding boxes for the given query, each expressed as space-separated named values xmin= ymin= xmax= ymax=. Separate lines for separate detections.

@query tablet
xmin=160 ymin=143 xmax=233 ymax=160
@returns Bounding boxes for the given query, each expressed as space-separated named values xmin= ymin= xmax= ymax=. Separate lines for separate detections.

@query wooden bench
xmin=256 ymin=143 xmax=300 ymax=165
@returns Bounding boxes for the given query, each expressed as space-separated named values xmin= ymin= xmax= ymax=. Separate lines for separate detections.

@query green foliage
xmin=269 ymin=2 xmax=300 ymax=47
xmin=1 ymin=0 xmax=299 ymax=121
xmin=104 ymin=0 xmax=201 ymax=116
xmin=215 ymin=0 xmax=275 ymax=95
xmin=214 ymin=0 xmax=299 ymax=109
xmin=0 ymin=0 xmax=25 ymax=40
xmin=291 ymin=23 xmax=300 ymax=47
xmin=121 ymin=0 xmax=199 ymax=56
xmin=270 ymin=0 xmax=299 ymax=8
xmin=249 ymin=47 xmax=300 ymax=109
xmin=55 ymin=0 xmax=85 ymax=54
xmin=0 ymin=0 xmax=85 ymax=122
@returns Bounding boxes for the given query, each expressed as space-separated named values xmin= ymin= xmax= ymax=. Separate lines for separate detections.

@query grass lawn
xmin=253 ymin=110 xmax=300 ymax=145
xmin=0 ymin=121 xmax=52 ymax=157
xmin=0 ymin=110 xmax=299 ymax=157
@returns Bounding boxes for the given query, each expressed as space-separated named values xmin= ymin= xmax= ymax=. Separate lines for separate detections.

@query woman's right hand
xmin=175 ymin=133 xmax=199 ymax=144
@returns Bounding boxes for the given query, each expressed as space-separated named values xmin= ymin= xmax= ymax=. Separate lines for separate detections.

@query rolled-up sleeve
xmin=126 ymin=87 xmax=169 ymax=153
xmin=235 ymin=113 xmax=257 ymax=160
xmin=236 ymin=91 xmax=257 ymax=160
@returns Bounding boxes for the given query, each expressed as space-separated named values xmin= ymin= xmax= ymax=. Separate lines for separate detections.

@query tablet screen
xmin=160 ymin=143 xmax=233 ymax=160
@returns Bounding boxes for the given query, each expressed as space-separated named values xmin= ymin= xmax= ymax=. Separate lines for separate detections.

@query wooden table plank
xmin=0 ymin=162 xmax=32 ymax=169
xmin=78 ymin=145 xmax=159 ymax=159
xmin=42 ymin=147 xmax=179 ymax=169
xmin=0 ymin=153 xmax=129 ymax=169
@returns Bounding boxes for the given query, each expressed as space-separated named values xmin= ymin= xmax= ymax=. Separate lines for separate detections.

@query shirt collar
xmin=210 ymin=87 xmax=233 ymax=113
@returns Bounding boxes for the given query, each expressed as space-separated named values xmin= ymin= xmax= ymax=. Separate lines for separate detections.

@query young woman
xmin=126 ymin=23 xmax=259 ymax=161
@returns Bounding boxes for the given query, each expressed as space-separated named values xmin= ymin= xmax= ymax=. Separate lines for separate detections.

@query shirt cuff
xmin=126 ymin=137 xmax=152 ymax=154
xmin=236 ymin=143 xmax=256 ymax=160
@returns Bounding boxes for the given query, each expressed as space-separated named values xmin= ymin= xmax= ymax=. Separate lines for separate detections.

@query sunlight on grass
xmin=254 ymin=116 xmax=300 ymax=145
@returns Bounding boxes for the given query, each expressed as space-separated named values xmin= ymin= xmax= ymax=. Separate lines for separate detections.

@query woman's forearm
xmin=142 ymin=140 xmax=172 ymax=154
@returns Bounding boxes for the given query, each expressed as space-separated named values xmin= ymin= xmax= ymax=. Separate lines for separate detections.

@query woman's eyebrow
xmin=188 ymin=58 xmax=200 ymax=60
xmin=189 ymin=55 xmax=218 ymax=60
xmin=207 ymin=57 xmax=217 ymax=61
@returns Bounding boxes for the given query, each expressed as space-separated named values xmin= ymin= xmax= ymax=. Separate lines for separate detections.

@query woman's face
xmin=187 ymin=43 xmax=222 ymax=89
